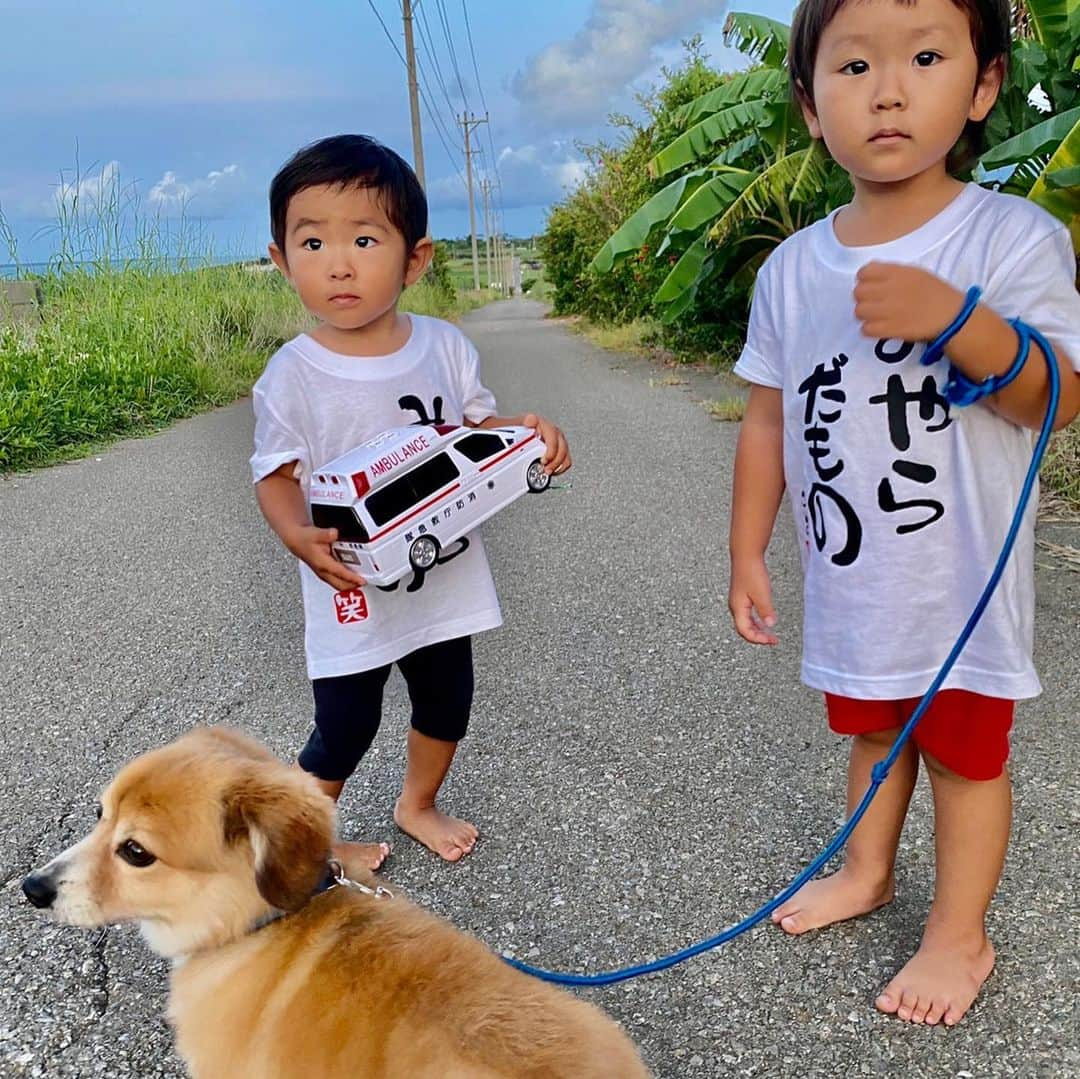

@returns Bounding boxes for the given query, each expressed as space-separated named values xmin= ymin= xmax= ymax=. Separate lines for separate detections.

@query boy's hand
xmin=854 ymin=262 xmax=965 ymax=343
xmin=728 ymin=557 xmax=779 ymax=645
xmin=523 ymin=413 xmax=571 ymax=475
xmin=284 ymin=523 xmax=367 ymax=592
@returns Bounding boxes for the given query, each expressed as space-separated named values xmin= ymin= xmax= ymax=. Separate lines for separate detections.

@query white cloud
xmin=149 ymin=164 xmax=244 ymax=214
xmin=497 ymin=145 xmax=592 ymax=205
xmin=53 ymin=160 xmax=123 ymax=214
xmin=426 ymin=143 xmax=591 ymax=214
xmin=512 ymin=0 xmax=729 ymax=128
xmin=41 ymin=160 xmax=246 ymax=223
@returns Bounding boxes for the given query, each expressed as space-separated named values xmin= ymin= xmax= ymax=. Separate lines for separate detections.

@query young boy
xmin=251 ymin=135 xmax=570 ymax=866
xmin=729 ymin=0 xmax=1080 ymax=1027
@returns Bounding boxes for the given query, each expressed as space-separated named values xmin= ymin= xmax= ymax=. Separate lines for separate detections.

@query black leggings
xmin=298 ymin=636 xmax=474 ymax=782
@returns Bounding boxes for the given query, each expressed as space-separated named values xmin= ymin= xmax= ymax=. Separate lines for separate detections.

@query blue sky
xmin=0 ymin=0 xmax=796 ymax=265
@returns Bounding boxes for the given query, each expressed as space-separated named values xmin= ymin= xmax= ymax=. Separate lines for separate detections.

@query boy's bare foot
xmin=771 ymin=867 xmax=894 ymax=934
xmin=394 ymin=799 xmax=478 ymax=862
xmin=876 ymin=929 xmax=995 ymax=1026
xmin=331 ymin=839 xmax=391 ymax=872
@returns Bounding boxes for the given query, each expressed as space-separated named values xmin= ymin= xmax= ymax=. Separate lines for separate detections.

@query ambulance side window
xmin=365 ymin=453 xmax=460 ymax=527
xmin=453 ymin=432 xmax=505 ymax=463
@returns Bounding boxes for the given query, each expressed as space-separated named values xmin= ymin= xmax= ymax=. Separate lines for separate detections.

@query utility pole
xmin=481 ymin=179 xmax=492 ymax=290
xmin=496 ymin=218 xmax=505 ymax=297
xmin=459 ymin=112 xmax=488 ymax=291
xmin=402 ymin=0 xmax=426 ymax=190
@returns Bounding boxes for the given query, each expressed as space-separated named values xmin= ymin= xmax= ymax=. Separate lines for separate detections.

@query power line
xmin=414 ymin=1 xmax=459 ymax=121
xmin=364 ymin=0 xmax=468 ymax=192
xmin=460 ymin=1 xmax=488 ymax=116
xmin=433 ymin=0 xmax=471 ymax=109
xmin=459 ymin=3 xmax=502 ymax=216
xmin=365 ymin=0 xmax=407 ymax=66
xmin=411 ymin=1 xmax=475 ymax=192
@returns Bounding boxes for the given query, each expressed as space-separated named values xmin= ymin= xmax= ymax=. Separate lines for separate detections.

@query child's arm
xmin=728 ymin=385 xmax=785 ymax=646
xmin=854 ymin=262 xmax=1080 ymax=431
xmin=468 ymin=412 xmax=571 ymax=475
xmin=255 ymin=463 xmax=366 ymax=592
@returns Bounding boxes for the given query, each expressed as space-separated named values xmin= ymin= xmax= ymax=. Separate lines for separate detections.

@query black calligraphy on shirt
xmin=868 ymin=339 xmax=951 ymax=535
xmin=798 ymin=353 xmax=863 ymax=566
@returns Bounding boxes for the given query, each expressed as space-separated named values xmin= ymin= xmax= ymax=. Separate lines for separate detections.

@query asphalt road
xmin=1 ymin=298 xmax=1077 ymax=1078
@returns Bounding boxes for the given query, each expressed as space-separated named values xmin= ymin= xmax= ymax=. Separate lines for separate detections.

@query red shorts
xmin=825 ymin=689 xmax=1014 ymax=781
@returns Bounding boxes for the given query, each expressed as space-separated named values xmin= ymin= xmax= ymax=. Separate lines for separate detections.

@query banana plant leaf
xmin=1027 ymin=115 xmax=1080 ymax=245
xmin=978 ymin=105 xmax=1080 ymax=169
xmin=649 ymin=100 xmax=773 ymax=178
xmin=1009 ymin=38 xmax=1050 ymax=95
xmin=669 ymin=170 xmax=757 ymax=231
xmin=1046 ymin=164 xmax=1080 ymax=185
xmin=675 ymin=67 xmax=787 ymax=128
xmin=653 ymin=234 xmax=713 ymax=321
xmin=1024 ymin=0 xmax=1078 ymax=51
xmin=707 ymin=146 xmax=829 ymax=247
xmin=712 ymin=133 xmax=766 ymax=168
xmin=590 ymin=169 xmax=709 ymax=273
xmin=659 ymin=276 xmax=707 ymax=324
xmin=722 ymin=12 xmax=791 ymax=66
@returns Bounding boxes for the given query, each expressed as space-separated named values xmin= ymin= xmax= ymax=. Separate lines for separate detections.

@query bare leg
xmin=394 ymin=729 xmax=478 ymax=862
xmin=875 ymin=752 xmax=1007 ymax=1026
xmin=308 ymin=774 xmax=391 ymax=871
xmin=772 ymin=727 xmax=917 ymax=934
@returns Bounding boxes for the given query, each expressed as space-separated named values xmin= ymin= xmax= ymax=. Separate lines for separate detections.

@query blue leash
xmin=504 ymin=309 xmax=1062 ymax=988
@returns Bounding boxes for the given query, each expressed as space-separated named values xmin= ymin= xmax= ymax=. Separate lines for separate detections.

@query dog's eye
xmin=117 ymin=839 xmax=156 ymax=868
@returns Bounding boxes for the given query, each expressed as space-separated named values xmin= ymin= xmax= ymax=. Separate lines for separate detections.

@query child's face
xmin=269 ymin=183 xmax=430 ymax=336
xmin=802 ymin=0 xmax=1002 ymax=186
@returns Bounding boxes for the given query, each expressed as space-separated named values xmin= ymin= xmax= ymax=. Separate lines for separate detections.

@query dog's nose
xmin=22 ymin=872 xmax=58 ymax=910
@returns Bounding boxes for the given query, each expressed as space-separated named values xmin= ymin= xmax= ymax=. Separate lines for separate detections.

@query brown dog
xmin=22 ymin=727 xmax=649 ymax=1078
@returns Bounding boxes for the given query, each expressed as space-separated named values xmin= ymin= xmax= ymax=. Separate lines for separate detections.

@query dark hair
xmin=269 ymin=134 xmax=427 ymax=255
xmin=788 ymin=0 xmax=1011 ymax=168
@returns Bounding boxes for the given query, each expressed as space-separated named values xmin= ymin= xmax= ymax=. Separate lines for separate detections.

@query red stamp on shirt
xmin=333 ymin=588 xmax=369 ymax=624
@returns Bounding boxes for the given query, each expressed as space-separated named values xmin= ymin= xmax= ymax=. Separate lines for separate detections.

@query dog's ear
xmin=223 ymin=766 xmax=334 ymax=912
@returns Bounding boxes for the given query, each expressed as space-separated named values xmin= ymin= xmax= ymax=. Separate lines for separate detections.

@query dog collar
xmin=249 ymin=859 xmax=393 ymax=935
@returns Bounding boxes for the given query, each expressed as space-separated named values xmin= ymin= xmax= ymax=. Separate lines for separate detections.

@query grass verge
xmin=1042 ymin=429 xmax=1078 ymax=510
xmin=0 ymin=266 xmax=491 ymax=474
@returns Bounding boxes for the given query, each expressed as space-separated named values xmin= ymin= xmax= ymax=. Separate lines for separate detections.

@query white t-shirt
xmin=250 ymin=314 xmax=503 ymax=680
xmin=734 ymin=183 xmax=1080 ymax=700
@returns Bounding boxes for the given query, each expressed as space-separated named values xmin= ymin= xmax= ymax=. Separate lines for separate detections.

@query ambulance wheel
xmin=408 ymin=535 xmax=440 ymax=571
xmin=526 ymin=459 xmax=550 ymax=493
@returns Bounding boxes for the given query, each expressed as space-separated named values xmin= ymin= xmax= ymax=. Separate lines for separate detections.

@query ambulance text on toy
xmin=309 ymin=423 xmax=550 ymax=586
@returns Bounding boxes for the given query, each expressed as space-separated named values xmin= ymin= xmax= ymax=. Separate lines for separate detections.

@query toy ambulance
xmin=308 ymin=423 xmax=550 ymax=586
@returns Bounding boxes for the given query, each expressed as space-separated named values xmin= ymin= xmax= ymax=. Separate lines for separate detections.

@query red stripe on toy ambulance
xmin=309 ymin=423 xmax=552 ymax=587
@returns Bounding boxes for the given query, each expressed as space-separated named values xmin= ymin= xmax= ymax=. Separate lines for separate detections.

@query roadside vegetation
xmin=541 ymin=3 xmax=1080 ymax=505
xmin=0 ymin=184 xmax=488 ymax=473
